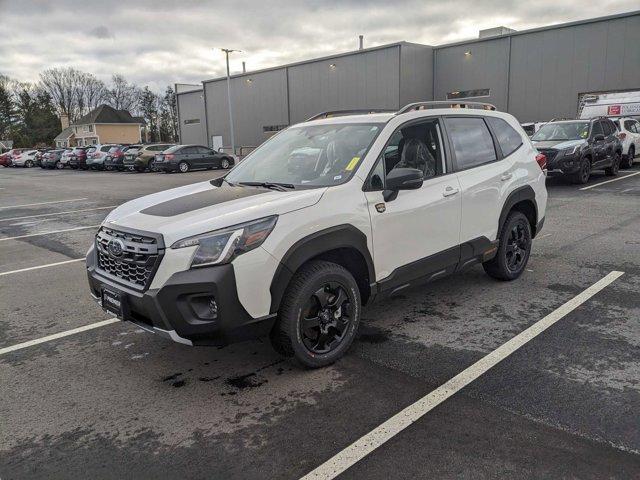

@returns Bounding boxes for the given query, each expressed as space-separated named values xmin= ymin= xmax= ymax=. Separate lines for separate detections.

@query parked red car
xmin=0 ymin=148 xmax=29 ymax=167
xmin=0 ymin=151 xmax=12 ymax=167
xmin=68 ymin=147 xmax=90 ymax=169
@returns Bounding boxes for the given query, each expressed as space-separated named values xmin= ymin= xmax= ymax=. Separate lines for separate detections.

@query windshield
xmin=532 ymin=122 xmax=589 ymax=141
xmin=225 ymin=123 xmax=382 ymax=188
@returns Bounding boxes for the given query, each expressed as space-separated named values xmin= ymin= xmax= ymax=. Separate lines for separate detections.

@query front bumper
xmin=86 ymin=244 xmax=276 ymax=346
xmin=546 ymin=153 xmax=581 ymax=174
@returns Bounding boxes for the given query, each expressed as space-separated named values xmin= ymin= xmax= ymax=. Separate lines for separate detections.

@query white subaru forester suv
xmin=87 ymin=102 xmax=547 ymax=367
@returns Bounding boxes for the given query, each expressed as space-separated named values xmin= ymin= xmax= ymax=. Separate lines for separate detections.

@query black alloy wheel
xmin=505 ymin=220 xmax=531 ymax=273
xmin=483 ymin=211 xmax=532 ymax=281
xmin=300 ymin=282 xmax=352 ymax=355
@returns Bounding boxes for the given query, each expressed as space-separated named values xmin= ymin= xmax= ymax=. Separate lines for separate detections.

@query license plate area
xmin=102 ymin=288 xmax=123 ymax=318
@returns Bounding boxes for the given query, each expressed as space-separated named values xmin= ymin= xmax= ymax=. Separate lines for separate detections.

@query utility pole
xmin=220 ymin=48 xmax=241 ymax=155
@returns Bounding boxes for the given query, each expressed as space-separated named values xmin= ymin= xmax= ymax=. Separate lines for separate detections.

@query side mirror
xmin=594 ymin=134 xmax=605 ymax=142
xmin=383 ymin=168 xmax=423 ymax=201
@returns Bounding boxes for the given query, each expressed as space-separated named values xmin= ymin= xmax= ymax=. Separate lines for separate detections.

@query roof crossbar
xmin=305 ymin=109 xmax=395 ymax=122
xmin=397 ymin=101 xmax=497 ymax=115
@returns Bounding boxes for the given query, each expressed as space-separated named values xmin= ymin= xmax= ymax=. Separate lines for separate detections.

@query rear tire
xmin=221 ymin=158 xmax=231 ymax=169
xmin=270 ymin=260 xmax=361 ymax=368
xmin=605 ymin=152 xmax=620 ymax=176
xmin=55 ymin=161 xmax=63 ymax=170
xmin=569 ymin=158 xmax=591 ymax=184
xmin=178 ymin=161 xmax=190 ymax=173
xmin=483 ymin=211 xmax=532 ymax=281
xmin=622 ymin=146 xmax=635 ymax=169
xmin=25 ymin=160 xmax=34 ymax=168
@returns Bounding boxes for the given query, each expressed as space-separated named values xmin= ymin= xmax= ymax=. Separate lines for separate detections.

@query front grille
xmin=95 ymin=227 xmax=163 ymax=290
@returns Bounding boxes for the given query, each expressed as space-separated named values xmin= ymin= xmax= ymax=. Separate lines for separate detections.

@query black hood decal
xmin=141 ymin=186 xmax=269 ymax=217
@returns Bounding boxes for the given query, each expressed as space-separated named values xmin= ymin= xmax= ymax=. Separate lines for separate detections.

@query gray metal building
xmin=176 ymin=10 xmax=640 ymax=149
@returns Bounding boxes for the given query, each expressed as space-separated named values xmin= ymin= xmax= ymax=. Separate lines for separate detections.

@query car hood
xmin=532 ymin=139 xmax=585 ymax=150
xmin=103 ymin=180 xmax=326 ymax=245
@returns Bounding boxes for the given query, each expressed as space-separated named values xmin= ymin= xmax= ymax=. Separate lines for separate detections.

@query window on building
xmin=444 ymin=117 xmax=497 ymax=170
xmin=446 ymin=89 xmax=490 ymax=100
xmin=89 ymin=125 xmax=94 ymax=132
xmin=263 ymin=124 xmax=288 ymax=133
xmin=486 ymin=117 xmax=522 ymax=157
xmin=184 ymin=119 xmax=201 ymax=125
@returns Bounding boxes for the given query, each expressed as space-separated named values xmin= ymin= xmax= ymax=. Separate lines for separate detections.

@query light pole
xmin=220 ymin=48 xmax=241 ymax=155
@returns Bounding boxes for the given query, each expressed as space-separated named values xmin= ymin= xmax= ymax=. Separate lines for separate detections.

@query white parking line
xmin=300 ymin=270 xmax=624 ymax=480
xmin=0 ymin=205 xmax=116 ymax=222
xmin=0 ymin=224 xmax=100 ymax=241
xmin=579 ymin=171 xmax=640 ymax=191
xmin=0 ymin=198 xmax=88 ymax=210
xmin=0 ymin=258 xmax=84 ymax=276
xmin=0 ymin=318 xmax=120 ymax=356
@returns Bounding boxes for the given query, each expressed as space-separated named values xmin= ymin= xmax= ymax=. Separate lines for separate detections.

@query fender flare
xmin=269 ymin=224 xmax=375 ymax=313
xmin=498 ymin=185 xmax=538 ymax=236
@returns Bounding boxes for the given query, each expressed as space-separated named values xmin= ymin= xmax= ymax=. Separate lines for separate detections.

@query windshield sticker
xmin=345 ymin=157 xmax=360 ymax=171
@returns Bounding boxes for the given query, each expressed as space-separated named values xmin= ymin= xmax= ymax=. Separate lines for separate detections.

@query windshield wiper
xmin=238 ymin=181 xmax=295 ymax=192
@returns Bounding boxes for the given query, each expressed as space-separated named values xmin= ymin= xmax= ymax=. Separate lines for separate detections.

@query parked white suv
xmin=87 ymin=102 xmax=547 ymax=367
xmin=611 ymin=117 xmax=640 ymax=168
xmin=12 ymin=149 xmax=38 ymax=167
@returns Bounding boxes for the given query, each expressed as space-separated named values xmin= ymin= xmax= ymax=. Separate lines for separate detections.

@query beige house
xmin=69 ymin=105 xmax=143 ymax=146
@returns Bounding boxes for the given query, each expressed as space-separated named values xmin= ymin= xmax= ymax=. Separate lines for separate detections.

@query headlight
xmin=171 ymin=215 xmax=278 ymax=268
xmin=560 ymin=145 xmax=579 ymax=156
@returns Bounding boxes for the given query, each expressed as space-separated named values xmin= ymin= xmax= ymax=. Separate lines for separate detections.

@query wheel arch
xmin=269 ymin=225 xmax=375 ymax=313
xmin=498 ymin=185 xmax=539 ymax=238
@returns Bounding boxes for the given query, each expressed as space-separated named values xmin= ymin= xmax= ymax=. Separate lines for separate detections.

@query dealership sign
xmin=607 ymin=103 xmax=640 ymax=116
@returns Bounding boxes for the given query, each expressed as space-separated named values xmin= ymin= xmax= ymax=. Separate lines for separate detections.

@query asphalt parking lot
xmin=1 ymin=166 xmax=639 ymax=479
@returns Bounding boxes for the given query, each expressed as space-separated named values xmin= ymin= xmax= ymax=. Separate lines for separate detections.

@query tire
xmin=483 ymin=211 xmax=532 ymax=281
xmin=569 ymin=157 xmax=591 ymax=184
xmin=605 ymin=152 xmax=621 ymax=176
xmin=25 ymin=160 xmax=34 ymax=168
xmin=178 ymin=161 xmax=190 ymax=173
xmin=270 ymin=260 xmax=361 ymax=368
xmin=55 ymin=161 xmax=64 ymax=170
xmin=221 ymin=158 xmax=231 ymax=169
xmin=622 ymin=146 xmax=635 ymax=169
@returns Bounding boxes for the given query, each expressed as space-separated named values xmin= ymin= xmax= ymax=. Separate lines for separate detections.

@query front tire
xmin=622 ymin=146 xmax=635 ymax=169
xmin=221 ymin=158 xmax=231 ymax=169
xmin=270 ymin=260 xmax=361 ymax=368
xmin=178 ymin=161 xmax=190 ymax=173
xmin=55 ymin=161 xmax=64 ymax=169
xmin=605 ymin=152 xmax=621 ymax=176
xmin=570 ymin=158 xmax=591 ymax=184
xmin=25 ymin=160 xmax=34 ymax=168
xmin=483 ymin=211 xmax=532 ymax=281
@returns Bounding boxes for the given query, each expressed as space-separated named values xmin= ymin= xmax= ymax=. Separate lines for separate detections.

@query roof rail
xmin=548 ymin=117 xmax=576 ymax=122
xmin=396 ymin=101 xmax=497 ymax=115
xmin=305 ymin=109 xmax=395 ymax=122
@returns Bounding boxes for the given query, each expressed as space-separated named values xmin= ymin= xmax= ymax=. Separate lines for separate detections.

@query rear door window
xmin=591 ymin=121 xmax=604 ymax=138
xmin=486 ymin=117 xmax=523 ymax=157
xmin=444 ymin=117 xmax=497 ymax=170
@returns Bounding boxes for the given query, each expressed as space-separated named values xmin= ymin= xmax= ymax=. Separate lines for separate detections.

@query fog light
xmin=189 ymin=295 xmax=218 ymax=320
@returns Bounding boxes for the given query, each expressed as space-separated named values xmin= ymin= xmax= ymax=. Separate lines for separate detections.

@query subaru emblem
xmin=107 ymin=238 xmax=125 ymax=257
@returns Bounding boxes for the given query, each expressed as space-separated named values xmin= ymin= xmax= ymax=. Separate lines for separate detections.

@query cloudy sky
xmin=0 ymin=0 xmax=637 ymax=92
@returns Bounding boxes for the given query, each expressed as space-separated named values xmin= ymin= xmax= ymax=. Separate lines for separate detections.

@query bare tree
xmin=106 ymin=74 xmax=140 ymax=112
xmin=74 ymin=73 xmax=107 ymax=118
xmin=39 ymin=67 xmax=80 ymax=121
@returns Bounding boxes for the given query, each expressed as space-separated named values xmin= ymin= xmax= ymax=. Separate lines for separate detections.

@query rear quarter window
xmin=444 ymin=117 xmax=497 ymax=170
xmin=487 ymin=117 xmax=523 ymax=157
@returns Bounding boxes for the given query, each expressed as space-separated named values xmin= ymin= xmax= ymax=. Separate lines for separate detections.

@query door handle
xmin=501 ymin=173 xmax=513 ymax=181
xmin=442 ymin=186 xmax=459 ymax=197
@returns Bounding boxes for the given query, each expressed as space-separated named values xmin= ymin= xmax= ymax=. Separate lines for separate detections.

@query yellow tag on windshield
xmin=345 ymin=157 xmax=360 ymax=171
